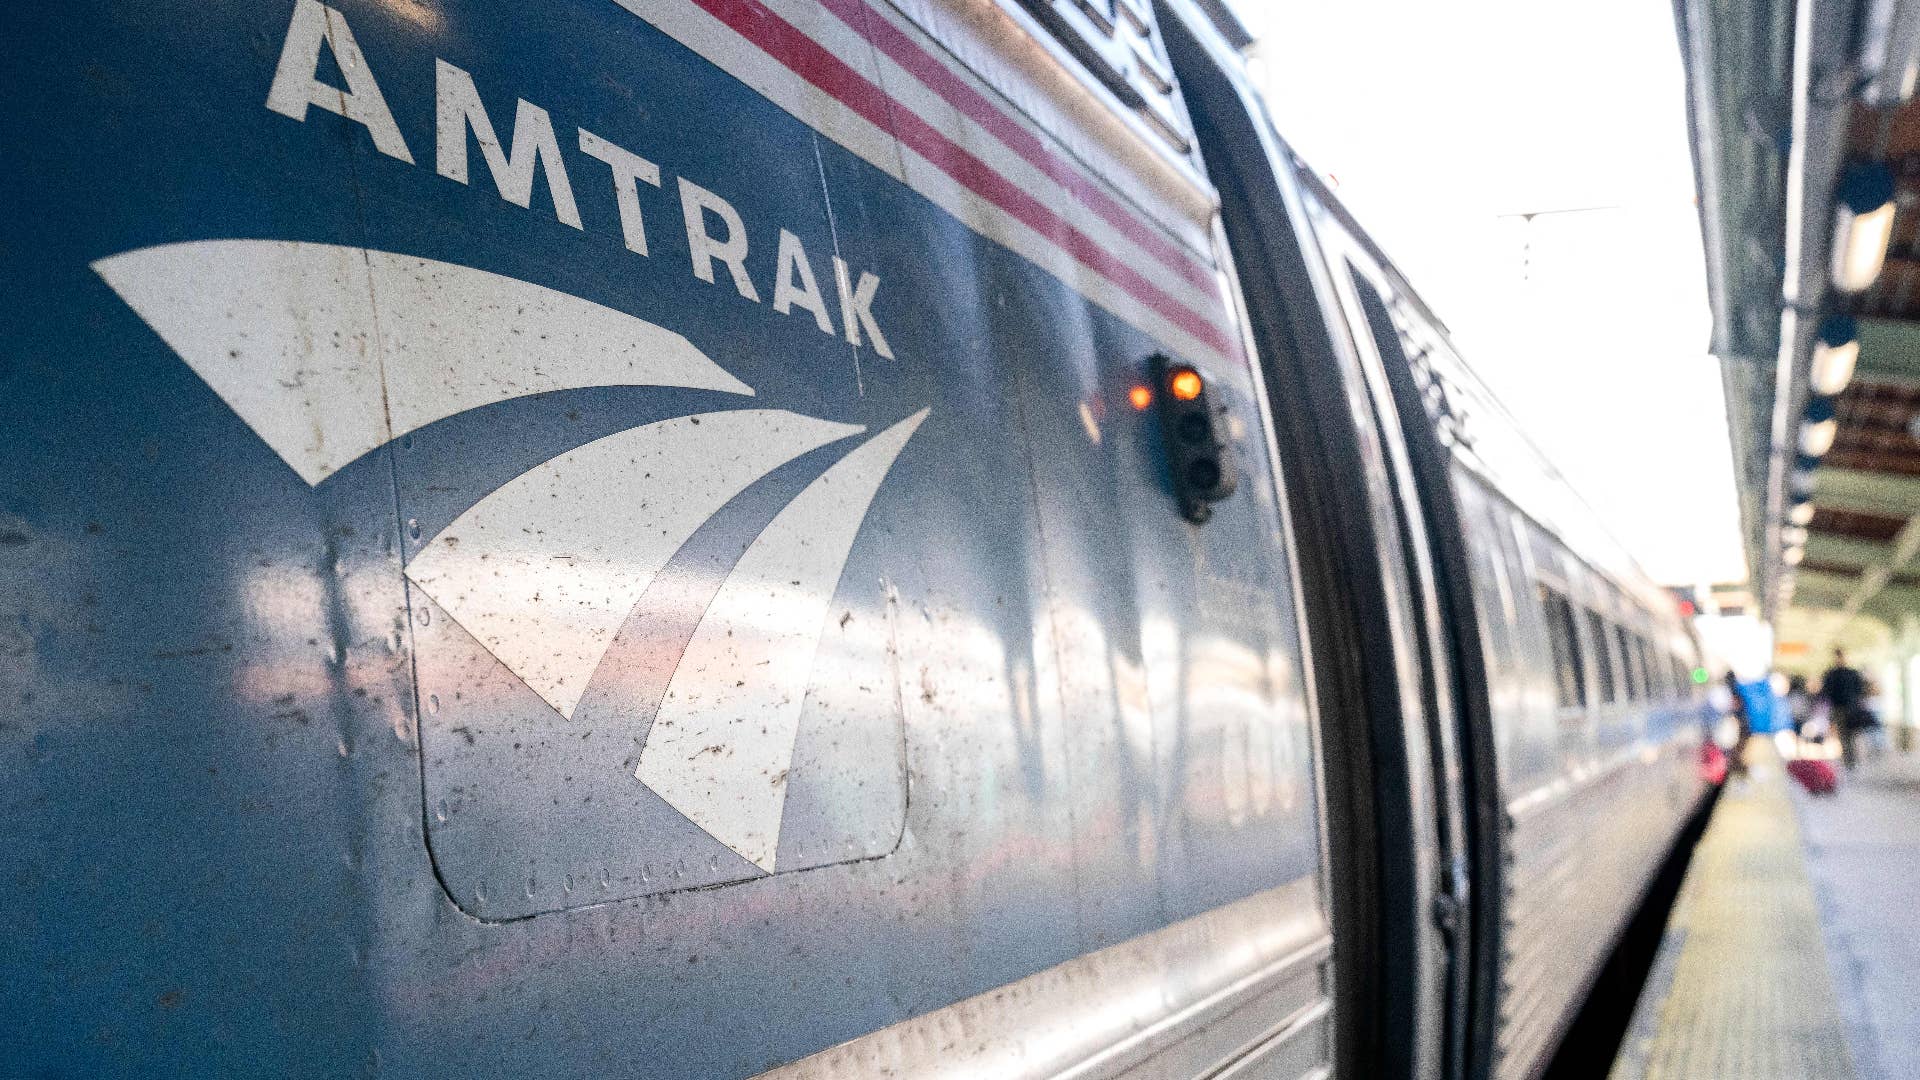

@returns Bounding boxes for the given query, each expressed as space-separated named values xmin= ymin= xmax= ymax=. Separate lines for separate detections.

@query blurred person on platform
xmin=1860 ymin=677 xmax=1888 ymax=759
xmin=1820 ymin=649 xmax=1868 ymax=771
xmin=1722 ymin=670 xmax=1750 ymax=775
xmin=1784 ymin=674 xmax=1813 ymax=745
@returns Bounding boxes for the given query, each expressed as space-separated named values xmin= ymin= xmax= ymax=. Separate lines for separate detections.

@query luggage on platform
xmin=1785 ymin=757 xmax=1838 ymax=796
xmin=1699 ymin=741 xmax=1729 ymax=785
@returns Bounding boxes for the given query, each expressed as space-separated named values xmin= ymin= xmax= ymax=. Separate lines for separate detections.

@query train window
xmin=1613 ymin=625 xmax=1641 ymax=701
xmin=1633 ymin=636 xmax=1653 ymax=699
xmin=1586 ymin=610 xmax=1619 ymax=704
xmin=1631 ymin=627 xmax=1645 ymax=699
xmin=1539 ymin=585 xmax=1586 ymax=709
xmin=1014 ymin=0 xmax=1197 ymax=155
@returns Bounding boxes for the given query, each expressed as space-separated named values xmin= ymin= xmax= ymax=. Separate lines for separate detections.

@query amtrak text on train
xmin=265 ymin=0 xmax=896 ymax=360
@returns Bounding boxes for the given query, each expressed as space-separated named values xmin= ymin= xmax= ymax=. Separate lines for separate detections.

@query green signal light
xmin=1691 ymin=667 xmax=1710 ymax=684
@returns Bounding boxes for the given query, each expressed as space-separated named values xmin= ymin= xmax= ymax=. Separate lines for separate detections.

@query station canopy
xmin=1678 ymin=0 xmax=1920 ymax=669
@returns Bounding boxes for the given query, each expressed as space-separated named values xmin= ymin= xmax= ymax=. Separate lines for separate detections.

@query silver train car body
xmin=1300 ymin=188 xmax=1714 ymax=1076
xmin=0 ymin=1 xmax=1709 ymax=1078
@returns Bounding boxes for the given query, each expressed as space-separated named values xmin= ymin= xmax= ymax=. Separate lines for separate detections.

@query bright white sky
xmin=1241 ymin=0 xmax=1748 ymax=587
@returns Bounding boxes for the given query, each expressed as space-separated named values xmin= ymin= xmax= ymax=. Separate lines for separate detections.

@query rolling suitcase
xmin=1699 ymin=741 xmax=1729 ymax=785
xmin=1785 ymin=757 xmax=1838 ymax=795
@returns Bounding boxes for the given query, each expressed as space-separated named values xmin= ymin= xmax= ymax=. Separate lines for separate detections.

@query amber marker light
xmin=1128 ymin=385 xmax=1153 ymax=410
xmin=1168 ymin=367 xmax=1204 ymax=401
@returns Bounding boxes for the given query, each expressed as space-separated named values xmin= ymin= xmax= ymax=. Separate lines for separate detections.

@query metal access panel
xmin=88 ymin=2 xmax=934 ymax=919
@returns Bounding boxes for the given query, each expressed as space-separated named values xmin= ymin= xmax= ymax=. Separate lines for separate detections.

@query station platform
xmin=1609 ymin=740 xmax=1920 ymax=1080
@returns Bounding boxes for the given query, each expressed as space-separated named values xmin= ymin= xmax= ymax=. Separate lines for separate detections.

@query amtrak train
xmin=0 ymin=1 xmax=1713 ymax=1078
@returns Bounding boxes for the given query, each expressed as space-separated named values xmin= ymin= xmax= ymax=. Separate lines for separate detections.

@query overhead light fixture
xmin=1782 ymin=524 xmax=1809 ymax=546
xmin=1791 ymin=468 xmax=1818 ymax=496
xmin=1831 ymin=163 xmax=1899 ymax=293
xmin=1801 ymin=418 xmax=1839 ymax=456
xmin=1784 ymin=544 xmax=1806 ymax=566
xmin=1789 ymin=501 xmax=1815 ymax=526
xmin=1811 ymin=315 xmax=1860 ymax=395
xmin=1861 ymin=3 xmax=1920 ymax=107
xmin=1800 ymin=396 xmax=1839 ymax=458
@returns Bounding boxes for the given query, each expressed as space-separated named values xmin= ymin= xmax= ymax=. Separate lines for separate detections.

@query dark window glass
xmin=1539 ymin=585 xmax=1586 ymax=709
xmin=1637 ymin=636 xmax=1656 ymax=699
xmin=1613 ymin=625 xmax=1642 ymax=700
xmin=1587 ymin=610 xmax=1618 ymax=704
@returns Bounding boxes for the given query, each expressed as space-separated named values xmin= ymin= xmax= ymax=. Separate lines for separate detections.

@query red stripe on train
xmin=686 ymin=0 xmax=1235 ymax=358
xmin=818 ymin=0 xmax=1217 ymax=295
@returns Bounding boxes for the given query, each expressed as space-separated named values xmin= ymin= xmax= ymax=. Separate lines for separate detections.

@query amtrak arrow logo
xmin=96 ymin=239 xmax=926 ymax=873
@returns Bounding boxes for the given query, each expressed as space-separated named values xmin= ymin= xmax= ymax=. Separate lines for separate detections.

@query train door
xmin=1311 ymin=228 xmax=1482 ymax=1080
xmin=1158 ymin=11 xmax=1474 ymax=1079
xmin=1334 ymin=260 xmax=1506 ymax=1080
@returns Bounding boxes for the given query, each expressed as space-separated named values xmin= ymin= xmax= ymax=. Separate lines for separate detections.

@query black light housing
xmin=1148 ymin=353 xmax=1236 ymax=522
xmin=1831 ymin=162 xmax=1898 ymax=293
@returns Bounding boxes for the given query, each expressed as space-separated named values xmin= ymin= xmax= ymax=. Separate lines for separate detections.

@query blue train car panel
xmin=1 ymin=1 xmax=1330 ymax=1076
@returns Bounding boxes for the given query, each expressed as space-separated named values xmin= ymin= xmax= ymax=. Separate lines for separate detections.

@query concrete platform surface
xmin=1796 ymin=744 xmax=1920 ymax=1080
xmin=1610 ymin=740 xmax=1920 ymax=1080
xmin=1609 ymin=743 xmax=1855 ymax=1080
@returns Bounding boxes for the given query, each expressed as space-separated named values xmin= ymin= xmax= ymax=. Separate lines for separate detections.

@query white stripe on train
xmin=609 ymin=0 xmax=1240 ymax=368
